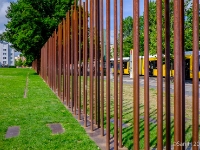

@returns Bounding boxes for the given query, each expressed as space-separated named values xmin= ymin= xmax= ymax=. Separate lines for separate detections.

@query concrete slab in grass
xmin=48 ymin=123 xmax=64 ymax=134
xmin=5 ymin=126 xmax=20 ymax=139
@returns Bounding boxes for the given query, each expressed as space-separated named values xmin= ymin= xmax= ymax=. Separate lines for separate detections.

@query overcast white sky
xmin=0 ymin=0 xmax=144 ymax=44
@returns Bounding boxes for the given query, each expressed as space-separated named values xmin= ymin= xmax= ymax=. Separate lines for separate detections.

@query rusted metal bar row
xmin=32 ymin=1 xmax=200 ymax=149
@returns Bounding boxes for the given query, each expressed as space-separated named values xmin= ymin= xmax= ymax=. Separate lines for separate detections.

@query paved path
xmin=121 ymin=76 xmax=200 ymax=97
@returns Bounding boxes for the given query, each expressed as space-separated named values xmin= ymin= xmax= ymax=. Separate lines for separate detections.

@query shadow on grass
xmin=29 ymin=72 xmax=38 ymax=76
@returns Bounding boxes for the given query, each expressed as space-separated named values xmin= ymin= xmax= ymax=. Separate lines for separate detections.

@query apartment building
xmin=0 ymin=41 xmax=15 ymax=67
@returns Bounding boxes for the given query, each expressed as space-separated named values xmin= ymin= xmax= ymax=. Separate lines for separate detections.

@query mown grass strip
xmin=0 ymin=68 xmax=98 ymax=150
xmin=23 ymin=72 xmax=29 ymax=98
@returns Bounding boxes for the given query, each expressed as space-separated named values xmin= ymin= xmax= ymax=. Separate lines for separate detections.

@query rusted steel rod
xmin=164 ymin=0 xmax=171 ymax=149
xmin=100 ymin=0 xmax=104 ymax=136
xmin=174 ymin=0 xmax=182 ymax=149
xmin=52 ymin=33 xmax=54 ymax=91
xmin=58 ymin=23 xmax=62 ymax=99
xmin=156 ymin=0 xmax=163 ymax=149
xmin=63 ymin=18 xmax=66 ymax=103
xmin=66 ymin=13 xmax=68 ymax=106
xmin=47 ymin=41 xmax=49 ymax=83
xmin=71 ymin=6 xmax=74 ymax=112
xmin=144 ymin=0 xmax=149 ymax=149
xmin=41 ymin=47 xmax=43 ymax=79
xmin=90 ymin=0 xmax=94 ymax=131
xmin=114 ymin=0 xmax=118 ymax=148
xmin=119 ymin=0 xmax=123 ymax=147
xmin=49 ymin=38 xmax=50 ymax=85
xmin=47 ymin=41 xmax=48 ymax=83
xmin=83 ymin=1 xmax=86 ymax=116
xmin=106 ymin=0 xmax=111 ymax=148
xmin=49 ymin=38 xmax=50 ymax=86
xmin=40 ymin=46 xmax=44 ymax=78
xmin=133 ymin=0 xmax=140 ymax=149
xmin=67 ymin=12 xmax=71 ymax=107
xmin=49 ymin=36 xmax=51 ymax=89
xmin=192 ymin=0 xmax=199 ymax=149
xmin=47 ymin=40 xmax=49 ymax=84
xmin=84 ymin=0 xmax=88 ymax=127
xmin=94 ymin=0 xmax=97 ymax=125
xmin=50 ymin=36 xmax=52 ymax=89
xmin=43 ymin=45 xmax=45 ymax=80
xmin=54 ymin=30 xmax=57 ymax=93
xmin=44 ymin=42 xmax=48 ymax=83
xmin=54 ymin=30 xmax=58 ymax=93
xmin=74 ymin=3 xmax=78 ymax=116
xmin=78 ymin=0 xmax=82 ymax=120
xmin=180 ymin=0 xmax=185 ymax=147
xmin=49 ymin=37 xmax=51 ymax=89
xmin=45 ymin=42 xmax=47 ymax=83
xmin=97 ymin=0 xmax=101 ymax=129
xmin=52 ymin=36 xmax=54 ymax=89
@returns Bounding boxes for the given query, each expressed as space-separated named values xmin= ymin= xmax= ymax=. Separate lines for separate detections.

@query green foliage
xmin=122 ymin=0 xmax=195 ymax=57
xmin=15 ymin=58 xmax=23 ymax=67
xmin=4 ymin=0 xmax=74 ymax=62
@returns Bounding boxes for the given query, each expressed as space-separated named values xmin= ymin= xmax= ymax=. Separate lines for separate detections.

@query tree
xmin=15 ymin=58 xmax=23 ymax=67
xmin=120 ymin=15 xmax=147 ymax=56
xmin=121 ymin=0 xmax=194 ymax=57
xmin=4 ymin=0 xmax=74 ymax=64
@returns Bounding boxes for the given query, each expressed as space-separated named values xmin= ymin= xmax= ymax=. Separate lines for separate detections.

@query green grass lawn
xmin=0 ymin=68 xmax=98 ymax=150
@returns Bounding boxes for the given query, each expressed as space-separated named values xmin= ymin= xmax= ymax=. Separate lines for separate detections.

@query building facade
xmin=0 ymin=41 xmax=15 ymax=67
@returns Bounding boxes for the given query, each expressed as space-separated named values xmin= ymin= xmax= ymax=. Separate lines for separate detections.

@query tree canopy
xmin=121 ymin=0 xmax=197 ymax=57
xmin=3 ymin=0 xmax=74 ymax=63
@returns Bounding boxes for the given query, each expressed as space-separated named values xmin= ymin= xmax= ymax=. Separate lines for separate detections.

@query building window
xmin=3 ymin=49 xmax=6 ymax=51
xmin=3 ymin=53 xmax=6 ymax=55
xmin=10 ymin=53 xmax=12 ymax=55
xmin=10 ymin=61 xmax=13 ymax=64
xmin=3 ymin=61 xmax=6 ymax=64
xmin=3 ymin=57 xmax=6 ymax=59
xmin=10 ymin=57 xmax=12 ymax=59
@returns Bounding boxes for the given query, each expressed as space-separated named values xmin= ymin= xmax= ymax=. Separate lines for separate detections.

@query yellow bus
xmin=129 ymin=50 xmax=200 ymax=79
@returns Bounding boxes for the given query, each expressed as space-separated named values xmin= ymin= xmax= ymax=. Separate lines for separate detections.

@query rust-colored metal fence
xmin=32 ymin=0 xmax=199 ymax=149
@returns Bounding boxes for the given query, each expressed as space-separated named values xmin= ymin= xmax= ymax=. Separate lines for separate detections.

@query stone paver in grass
xmin=5 ymin=126 xmax=20 ymax=139
xmin=48 ymin=123 xmax=64 ymax=134
xmin=110 ymin=118 xmax=130 ymax=128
